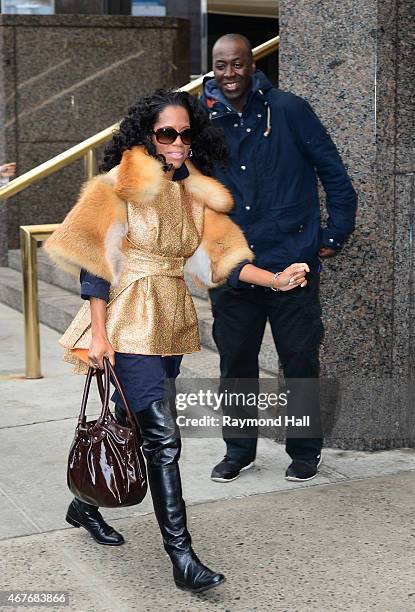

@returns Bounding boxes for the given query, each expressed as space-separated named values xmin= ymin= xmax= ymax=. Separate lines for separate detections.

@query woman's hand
xmin=275 ymin=263 xmax=310 ymax=291
xmin=236 ymin=262 xmax=310 ymax=290
xmin=88 ymin=297 xmax=114 ymax=369
xmin=88 ymin=334 xmax=115 ymax=369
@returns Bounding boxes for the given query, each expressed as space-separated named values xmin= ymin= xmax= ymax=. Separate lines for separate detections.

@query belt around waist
xmin=124 ymin=246 xmax=185 ymax=279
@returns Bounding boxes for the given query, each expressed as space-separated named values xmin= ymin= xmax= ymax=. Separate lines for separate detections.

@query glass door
xmin=1 ymin=0 xmax=55 ymax=13
xmin=131 ymin=0 xmax=166 ymax=16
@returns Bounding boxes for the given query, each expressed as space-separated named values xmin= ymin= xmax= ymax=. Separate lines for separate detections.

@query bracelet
xmin=270 ymin=271 xmax=282 ymax=292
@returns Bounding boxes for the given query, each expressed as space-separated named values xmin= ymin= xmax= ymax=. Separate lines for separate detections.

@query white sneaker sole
xmin=211 ymin=461 xmax=255 ymax=483
xmin=285 ymin=456 xmax=323 ymax=483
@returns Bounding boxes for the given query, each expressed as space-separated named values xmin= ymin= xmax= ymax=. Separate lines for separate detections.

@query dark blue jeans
xmin=209 ymin=271 xmax=324 ymax=464
xmin=111 ymin=354 xmax=182 ymax=413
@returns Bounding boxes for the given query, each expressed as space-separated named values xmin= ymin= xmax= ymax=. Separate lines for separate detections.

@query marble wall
xmin=0 ymin=14 xmax=190 ymax=264
xmin=166 ymin=0 xmax=205 ymax=74
xmin=279 ymin=0 xmax=414 ymax=449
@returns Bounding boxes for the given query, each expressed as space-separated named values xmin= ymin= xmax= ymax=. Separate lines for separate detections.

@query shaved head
xmin=212 ymin=33 xmax=255 ymax=111
xmin=212 ymin=33 xmax=253 ymax=60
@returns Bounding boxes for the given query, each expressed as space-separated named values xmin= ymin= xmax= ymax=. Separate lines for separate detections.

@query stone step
xmin=1 ymin=263 xmax=278 ymax=374
xmin=8 ymin=248 xmax=79 ymax=295
xmin=0 ymin=266 xmax=81 ymax=333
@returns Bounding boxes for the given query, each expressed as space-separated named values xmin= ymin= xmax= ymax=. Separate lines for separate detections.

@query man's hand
xmin=318 ymin=246 xmax=337 ymax=258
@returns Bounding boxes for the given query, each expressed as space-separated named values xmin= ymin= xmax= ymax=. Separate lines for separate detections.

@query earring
xmin=188 ymin=149 xmax=193 ymax=158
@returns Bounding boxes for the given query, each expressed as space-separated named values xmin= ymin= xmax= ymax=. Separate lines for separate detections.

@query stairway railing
xmin=0 ymin=35 xmax=279 ymax=378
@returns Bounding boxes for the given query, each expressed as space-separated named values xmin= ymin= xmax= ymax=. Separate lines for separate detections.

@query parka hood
xmin=202 ymin=69 xmax=274 ymax=108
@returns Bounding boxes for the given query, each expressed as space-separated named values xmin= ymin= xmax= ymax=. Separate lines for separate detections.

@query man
xmin=201 ymin=34 xmax=357 ymax=483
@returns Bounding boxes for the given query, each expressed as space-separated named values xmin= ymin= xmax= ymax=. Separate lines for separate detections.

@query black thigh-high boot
xmin=116 ymin=400 xmax=225 ymax=593
xmin=65 ymin=498 xmax=125 ymax=546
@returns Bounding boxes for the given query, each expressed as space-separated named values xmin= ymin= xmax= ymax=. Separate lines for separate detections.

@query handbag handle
xmin=95 ymin=358 xmax=139 ymax=432
xmin=77 ymin=364 xmax=110 ymax=431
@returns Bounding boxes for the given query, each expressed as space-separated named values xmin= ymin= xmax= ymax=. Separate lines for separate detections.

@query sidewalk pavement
xmin=0 ymin=301 xmax=414 ymax=612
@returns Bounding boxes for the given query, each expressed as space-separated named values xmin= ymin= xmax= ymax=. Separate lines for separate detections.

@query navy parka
xmin=202 ymin=71 xmax=357 ymax=277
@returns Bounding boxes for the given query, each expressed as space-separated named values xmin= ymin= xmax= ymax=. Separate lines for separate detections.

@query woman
xmin=44 ymin=90 xmax=309 ymax=593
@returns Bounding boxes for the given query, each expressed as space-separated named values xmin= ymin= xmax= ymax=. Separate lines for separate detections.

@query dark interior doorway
xmin=207 ymin=12 xmax=278 ymax=86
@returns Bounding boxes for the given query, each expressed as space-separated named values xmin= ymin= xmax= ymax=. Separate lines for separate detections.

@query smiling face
xmin=212 ymin=38 xmax=255 ymax=112
xmin=151 ymin=105 xmax=191 ymax=169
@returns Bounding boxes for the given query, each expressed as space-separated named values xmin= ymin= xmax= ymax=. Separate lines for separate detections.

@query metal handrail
xmin=0 ymin=36 xmax=279 ymax=202
xmin=20 ymin=225 xmax=61 ymax=378
xmin=5 ymin=35 xmax=279 ymax=378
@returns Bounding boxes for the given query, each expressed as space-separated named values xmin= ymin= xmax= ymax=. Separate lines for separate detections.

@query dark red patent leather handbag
xmin=67 ymin=357 xmax=147 ymax=507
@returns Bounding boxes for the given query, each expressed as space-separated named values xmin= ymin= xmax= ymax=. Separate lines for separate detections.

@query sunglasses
xmin=152 ymin=127 xmax=195 ymax=145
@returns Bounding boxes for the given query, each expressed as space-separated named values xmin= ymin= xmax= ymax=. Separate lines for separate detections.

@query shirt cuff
xmin=80 ymin=269 xmax=110 ymax=302
xmin=227 ymin=260 xmax=251 ymax=288
xmin=320 ymin=228 xmax=344 ymax=251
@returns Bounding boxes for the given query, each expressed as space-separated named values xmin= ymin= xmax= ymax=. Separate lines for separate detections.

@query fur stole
xmin=44 ymin=146 xmax=253 ymax=287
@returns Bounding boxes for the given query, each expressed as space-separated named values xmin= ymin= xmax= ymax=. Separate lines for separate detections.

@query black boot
xmin=133 ymin=399 xmax=225 ymax=593
xmin=66 ymin=498 xmax=125 ymax=546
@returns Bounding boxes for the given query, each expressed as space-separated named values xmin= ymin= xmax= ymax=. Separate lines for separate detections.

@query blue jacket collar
xmin=202 ymin=69 xmax=274 ymax=114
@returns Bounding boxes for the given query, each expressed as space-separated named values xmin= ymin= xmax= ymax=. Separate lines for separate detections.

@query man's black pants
xmin=209 ymin=270 xmax=324 ymax=464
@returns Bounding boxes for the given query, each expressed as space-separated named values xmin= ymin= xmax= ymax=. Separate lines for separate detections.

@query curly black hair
xmin=100 ymin=89 xmax=228 ymax=176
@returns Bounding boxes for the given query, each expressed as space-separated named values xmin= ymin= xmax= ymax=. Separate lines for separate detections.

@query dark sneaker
xmin=211 ymin=456 xmax=255 ymax=483
xmin=285 ymin=454 xmax=322 ymax=482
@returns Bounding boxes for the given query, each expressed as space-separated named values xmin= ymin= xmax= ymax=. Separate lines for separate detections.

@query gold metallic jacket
xmin=44 ymin=146 xmax=253 ymax=371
